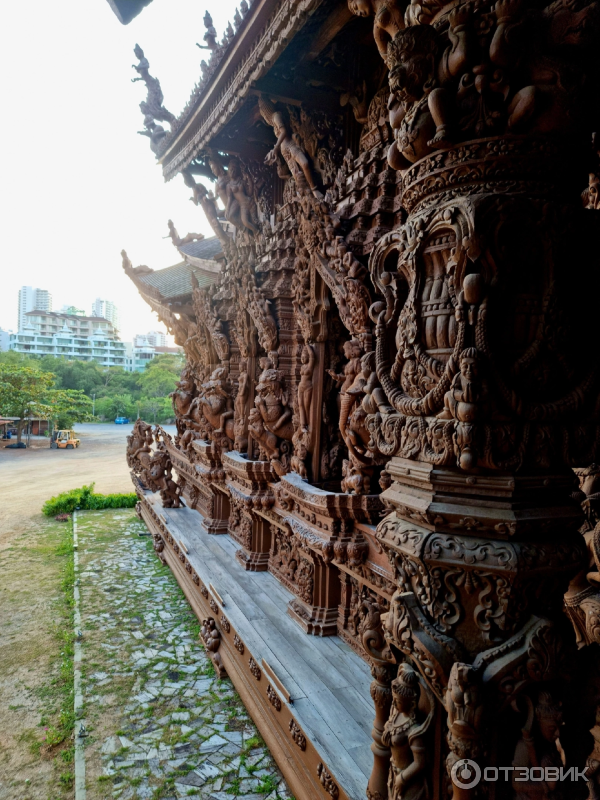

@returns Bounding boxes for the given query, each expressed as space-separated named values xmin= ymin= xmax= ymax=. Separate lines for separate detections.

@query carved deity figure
xmin=259 ymin=96 xmax=323 ymax=199
xmin=166 ymin=219 xmax=204 ymax=247
xmin=381 ymin=663 xmax=433 ymax=800
xmin=346 ymin=0 xmax=405 ymax=60
xmin=298 ymin=344 xmax=316 ymax=432
xmin=437 ymin=348 xmax=480 ymax=471
xmin=512 ymin=692 xmax=565 ymax=799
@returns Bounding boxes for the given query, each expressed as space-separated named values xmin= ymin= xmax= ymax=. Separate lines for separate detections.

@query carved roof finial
xmin=132 ymin=44 xmax=175 ymax=150
xmin=240 ymin=0 xmax=249 ymax=15
xmin=234 ymin=8 xmax=242 ymax=29
xmin=203 ymin=11 xmax=218 ymax=50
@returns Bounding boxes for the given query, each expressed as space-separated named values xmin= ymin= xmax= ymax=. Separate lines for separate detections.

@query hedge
xmin=42 ymin=484 xmax=137 ymax=516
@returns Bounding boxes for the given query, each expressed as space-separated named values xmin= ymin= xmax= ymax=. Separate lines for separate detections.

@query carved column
xmin=353 ymin=0 xmax=600 ymax=794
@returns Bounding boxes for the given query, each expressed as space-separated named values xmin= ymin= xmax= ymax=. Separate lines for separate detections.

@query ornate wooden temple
xmin=120 ymin=0 xmax=600 ymax=797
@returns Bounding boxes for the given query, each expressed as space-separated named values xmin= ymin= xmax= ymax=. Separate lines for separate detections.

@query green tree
xmin=0 ymin=364 xmax=92 ymax=442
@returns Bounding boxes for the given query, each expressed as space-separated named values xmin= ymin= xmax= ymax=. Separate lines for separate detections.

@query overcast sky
xmin=0 ymin=0 xmax=239 ymax=341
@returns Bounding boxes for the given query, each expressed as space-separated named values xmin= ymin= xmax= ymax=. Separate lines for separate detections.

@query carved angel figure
xmin=259 ymin=96 xmax=323 ymax=199
xmin=381 ymin=663 xmax=433 ymax=800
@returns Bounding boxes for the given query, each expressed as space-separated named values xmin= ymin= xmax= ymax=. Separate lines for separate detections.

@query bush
xmin=42 ymin=484 xmax=137 ymax=516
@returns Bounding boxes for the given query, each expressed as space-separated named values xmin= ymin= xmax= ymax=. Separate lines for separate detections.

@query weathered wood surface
xmin=143 ymin=491 xmax=372 ymax=800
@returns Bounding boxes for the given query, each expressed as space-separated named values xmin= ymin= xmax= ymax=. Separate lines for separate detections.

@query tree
xmin=0 ymin=364 xmax=92 ymax=442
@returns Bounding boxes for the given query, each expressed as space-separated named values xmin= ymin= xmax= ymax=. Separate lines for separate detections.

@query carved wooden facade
xmin=124 ymin=0 xmax=600 ymax=798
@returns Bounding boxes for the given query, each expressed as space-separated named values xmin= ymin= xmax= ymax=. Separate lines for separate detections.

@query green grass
xmin=42 ymin=483 xmax=137 ymax=516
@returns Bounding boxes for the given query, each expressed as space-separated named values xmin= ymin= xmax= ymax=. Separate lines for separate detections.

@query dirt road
xmin=0 ymin=421 xmax=175 ymax=800
xmin=0 ymin=423 xmax=175 ymax=540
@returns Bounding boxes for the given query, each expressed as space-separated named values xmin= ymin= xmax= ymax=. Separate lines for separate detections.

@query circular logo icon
xmin=451 ymin=759 xmax=482 ymax=789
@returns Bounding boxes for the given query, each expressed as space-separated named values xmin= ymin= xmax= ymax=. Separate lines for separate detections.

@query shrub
xmin=42 ymin=484 xmax=137 ymax=516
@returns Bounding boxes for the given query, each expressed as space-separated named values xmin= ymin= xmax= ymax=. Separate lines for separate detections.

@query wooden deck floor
xmin=148 ymin=494 xmax=373 ymax=800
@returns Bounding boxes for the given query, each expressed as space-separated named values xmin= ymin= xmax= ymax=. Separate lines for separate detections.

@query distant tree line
xmin=0 ymin=351 xmax=184 ymax=438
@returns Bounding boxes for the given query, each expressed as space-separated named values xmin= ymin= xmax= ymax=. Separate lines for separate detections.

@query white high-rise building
xmin=18 ymin=286 xmax=52 ymax=331
xmin=91 ymin=298 xmax=120 ymax=335
xmin=134 ymin=330 xmax=169 ymax=347
xmin=146 ymin=330 xmax=168 ymax=347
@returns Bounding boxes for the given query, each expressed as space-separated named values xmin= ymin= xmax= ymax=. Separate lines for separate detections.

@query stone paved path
xmin=77 ymin=509 xmax=292 ymax=800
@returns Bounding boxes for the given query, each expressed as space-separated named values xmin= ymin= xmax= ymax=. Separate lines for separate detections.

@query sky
xmin=0 ymin=0 xmax=240 ymax=342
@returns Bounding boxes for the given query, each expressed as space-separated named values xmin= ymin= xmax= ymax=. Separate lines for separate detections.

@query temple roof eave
xmin=158 ymin=0 xmax=324 ymax=181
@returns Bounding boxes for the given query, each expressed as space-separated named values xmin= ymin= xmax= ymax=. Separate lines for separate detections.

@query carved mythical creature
xmin=381 ymin=663 xmax=434 ymax=800
xmin=170 ymin=366 xmax=196 ymax=419
xmin=346 ymin=0 xmax=405 ymax=60
xmin=191 ymin=367 xmax=235 ymax=441
xmin=259 ymin=96 xmax=323 ymax=199
xmin=511 ymin=692 xmax=565 ymax=799
xmin=166 ymin=219 xmax=204 ymax=247
xmin=132 ymin=44 xmax=175 ymax=129
xmin=182 ymin=171 xmax=228 ymax=244
xmin=386 ymin=26 xmax=440 ymax=170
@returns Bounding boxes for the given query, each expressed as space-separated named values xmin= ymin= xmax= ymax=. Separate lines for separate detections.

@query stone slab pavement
xmin=77 ymin=508 xmax=292 ymax=800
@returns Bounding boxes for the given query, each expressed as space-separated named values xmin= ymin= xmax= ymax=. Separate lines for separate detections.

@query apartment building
xmin=18 ymin=286 xmax=52 ymax=330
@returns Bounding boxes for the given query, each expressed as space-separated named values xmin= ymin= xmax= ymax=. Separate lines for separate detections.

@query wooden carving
xmin=124 ymin=0 xmax=600 ymax=795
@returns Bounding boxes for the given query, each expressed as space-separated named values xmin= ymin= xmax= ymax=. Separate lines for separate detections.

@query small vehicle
xmin=115 ymin=417 xmax=130 ymax=424
xmin=5 ymin=441 xmax=26 ymax=449
xmin=50 ymin=430 xmax=81 ymax=449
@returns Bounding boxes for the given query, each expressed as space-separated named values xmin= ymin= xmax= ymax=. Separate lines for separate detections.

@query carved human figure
xmin=586 ymin=704 xmax=600 ymax=800
xmin=166 ymin=219 xmax=204 ymax=247
xmin=381 ymin=663 xmax=432 ymax=800
xmin=512 ymin=692 xmax=565 ymax=800
xmin=346 ymin=0 xmax=405 ymax=60
xmin=233 ymin=359 xmax=250 ymax=451
xmin=259 ymin=96 xmax=323 ymax=199
xmin=226 ymin=158 xmax=259 ymax=235
xmin=297 ymin=344 xmax=316 ymax=432
xmin=445 ymin=663 xmax=484 ymax=800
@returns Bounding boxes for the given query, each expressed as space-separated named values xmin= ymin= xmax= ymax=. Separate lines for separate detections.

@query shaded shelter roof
xmin=105 ymin=0 xmax=153 ymax=24
xmin=137 ymin=261 xmax=216 ymax=300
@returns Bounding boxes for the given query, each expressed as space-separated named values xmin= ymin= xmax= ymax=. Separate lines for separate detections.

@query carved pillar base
xmin=376 ymin=456 xmax=586 ymax=797
xmin=235 ymin=515 xmax=273 ymax=571
xmin=287 ymin=599 xmax=339 ymax=637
